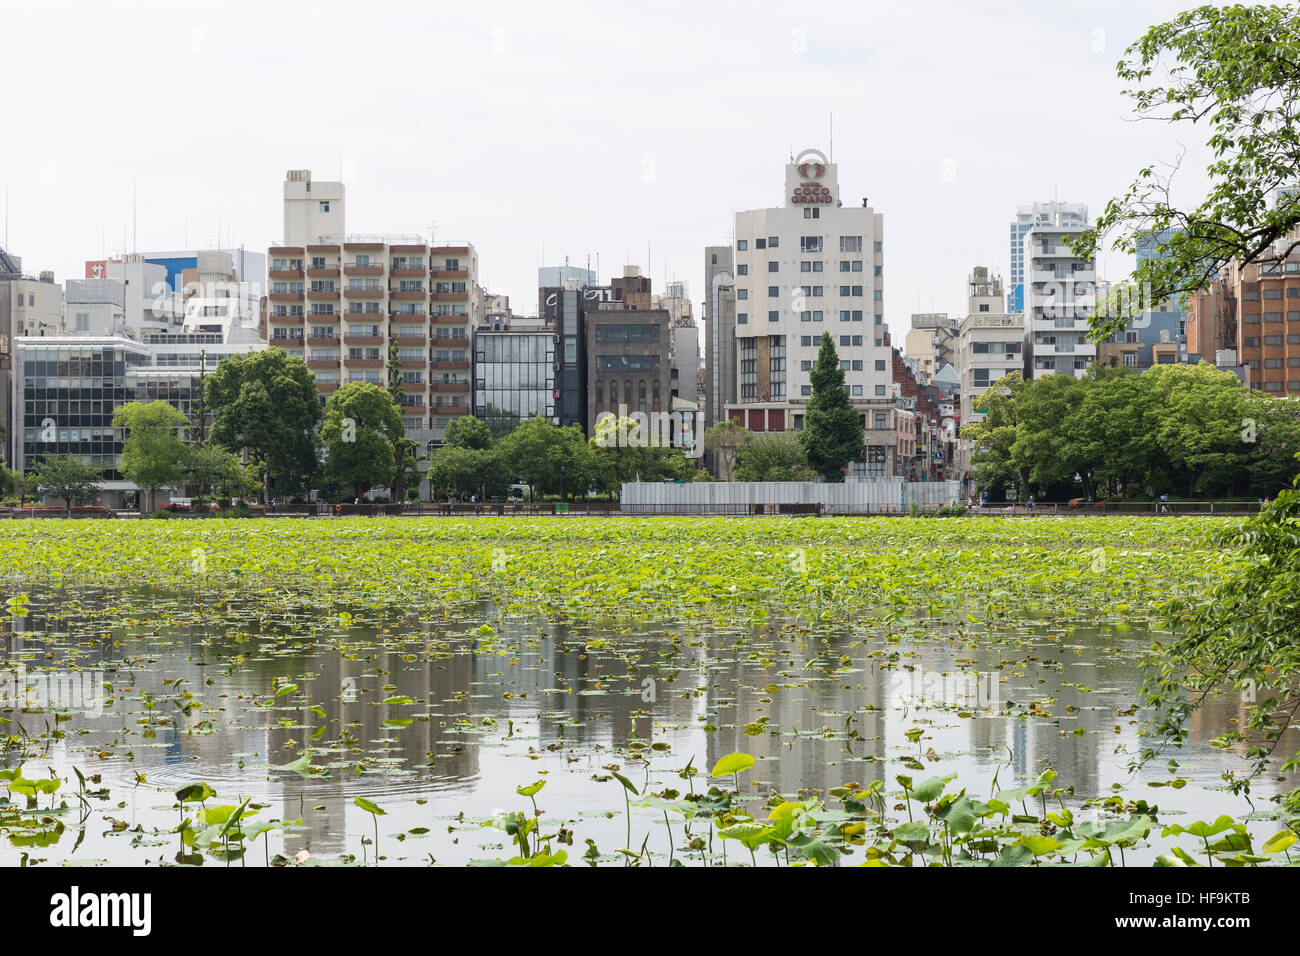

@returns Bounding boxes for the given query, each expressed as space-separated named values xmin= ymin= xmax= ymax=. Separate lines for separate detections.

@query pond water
xmin=1 ymin=586 xmax=1295 ymax=866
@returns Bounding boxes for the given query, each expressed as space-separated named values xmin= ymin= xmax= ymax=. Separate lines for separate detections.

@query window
xmin=737 ymin=312 xmax=748 ymax=324
xmin=738 ymin=264 xmax=748 ymax=276
xmin=768 ymin=261 xmax=779 ymax=272
xmin=840 ymin=310 xmax=851 ymax=322
xmin=737 ymin=289 xmax=748 ymax=300
xmin=755 ymin=238 xmax=766 ymax=249
xmin=768 ymin=286 xmax=779 ymax=297
xmin=768 ymin=310 xmax=779 ymax=322
xmin=319 ymin=201 xmax=330 ymax=212
xmin=800 ymin=236 xmax=823 ymax=253
xmin=875 ymin=360 xmax=886 ymax=371
xmin=873 ymin=241 xmax=882 ymax=252
xmin=737 ymin=240 xmax=748 ymax=251
xmin=840 ymin=335 xmax=851 ymax=346
xmin=839 ymin=236 xmax=863 ymax=253
xmin=768 ymin=237 xmax=779 ymax=248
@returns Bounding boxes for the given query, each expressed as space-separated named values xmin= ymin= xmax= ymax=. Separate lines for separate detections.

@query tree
xmin=34 ymin=456 xmax=102 ymax=514
xmin=734 ymin=432 xmax=817 ymax=482
xmin=704 ymin=419 xmax=752 ymax=480
xmin=205 ymin=349 xmax=322 ymax=504
xmin=497 ymin=417 xmax=600 ymax=499
xmin=320 ymin=382 xmax=404 ymax=502
xmin=112 ymin=401 xmax=189 ymax=511
xmin=443 ymin=415 xmax=493 ymax=451
xmin=590 ymin=414 xmax=703 ymax=489
xmin=1009 ymin=372 xmax=1085 ymax=498
xmin=961 ymin=371 xmax=1026 ymax=498
xmin=182 ymin=443 xmax=260 ymax=503
xmin=426 ymin=445 xmax=509 ymax=500
xmin=801 ymin=333 xmax=863 ymax=481
xmin=1074 ymin=3 xmax=1300 ymax=340
xmin=1147 ymin=486 xmax=1300 ymax=810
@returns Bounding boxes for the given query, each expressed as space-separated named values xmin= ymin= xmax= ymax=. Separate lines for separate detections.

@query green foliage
xmin=704 ymin=418 xmax=751 ymax=478
xmin=590 ymin=414 xmax=706 ymax=488
xmin=963 ymin=363 xmax=1300 ymax=500
xmin=800 ymin=333 xmax=863 ymax=481
xmin=734 ymin=431 xmax=816 ymax=482
xmin=320 ymin=382 xmax=404 ymax=502
xmin=497 ymin=417 xmax=600 ymax=499
xmin=1074 ymin=3 xmax=1300 ymax=339
xmin=427 ymin=445 xmax=509 ymax=500
xmin=34 ymin=455 xmax=102 ymax=513
xmin=112 ymin=401 xmax=189 ymax=500
xmin=205 ymin=349 xmax=322 ymax=502
xmin=443 ymin=415 xmax=493 ymax=451
xmin=1147 ymin=487 xmax=1300 ymax=805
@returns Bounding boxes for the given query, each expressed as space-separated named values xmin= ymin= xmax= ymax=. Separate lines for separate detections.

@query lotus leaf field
xmin=0 ymin=515 xmax=1296 ymax=867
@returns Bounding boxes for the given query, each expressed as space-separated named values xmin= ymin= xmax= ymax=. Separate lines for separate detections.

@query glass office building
xmin=473 ymin=330 xmax=555 ymax=437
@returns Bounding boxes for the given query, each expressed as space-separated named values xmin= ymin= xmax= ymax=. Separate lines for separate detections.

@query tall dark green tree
xmin=800 ymin=333 xmax=863 ymax=482
xmin=205 ymin=349 xmax=322 ymax=504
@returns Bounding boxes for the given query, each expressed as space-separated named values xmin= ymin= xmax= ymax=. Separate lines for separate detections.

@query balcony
xmin=343 ymin=335 xmax=384 ymax=346
xmin=344 ymin=262 xmax=385 ymax=276
xmin=435 ymin=335 xmax=470 ymax=348
xmin=316 ymin=383 xmax=339 ymax=393
xmin=401 ymin=382 xmax=427 ymax=392
xmin=343 ymin=358 xmax=384 ymax=368
xmin=269 ymin=291 xmax=304 ymax=302
xmin=430 ymin=382 xmax=469 ymax=392
xmin=390 ymin=290 xmax=427 ymax=301
xmin=307 ymin=266 xmax=340 ymax=279
xmin=307 ymin=359 xmax=339 ymax=369
xmin=430 ymin=314 xmax=469 ymax=324
xmin=431 ymin=269 xmax=469 ymax=279
xmin=431 ymin=292 xmax=468 ymax=302
xmin=343 ymin=287 xmax=383 ymax=299
xmin=390 ymin=267 xmax=426 ymax=278
xmin=430 ymin=359 xmax=470 ymax=370
xmin=268 ymin=313 xmax=304 ymax=324
xmin=306 ymin=289 xmax=339 ymax=300
xmin=269 ymin=267 xmax=303 ymax=279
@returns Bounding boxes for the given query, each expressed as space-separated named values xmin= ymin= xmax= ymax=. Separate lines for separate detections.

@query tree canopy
xmin=1074 ymin=3 xmax=1300 ymax=340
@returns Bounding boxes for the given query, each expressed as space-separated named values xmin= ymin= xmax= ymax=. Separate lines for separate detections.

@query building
xmin=904 ymin=313 xmax=957 ymax=383
xmin=481 ymin=293 xmax=514 ymax=330
xmin=472 ymin=328 xmax=556 ymax=437
xmin=729 ymin=148 xmax=888 ymax=435
xmin=283 ymin=169 xmax=346 ymax=246
xmin=957 ymin=267 xmax=1025 ymax=423
xmin=1 ymin=249 xmax=63 ymax=464
xmin=1188 ymin=241 xmax=1300 ymax=394
xmin=539 ymin=265 xmax=660 ymax=435
xmin=1096 ymin=230 xmax=1185 ymax=370
xmin=11 ymin=306 xmax=267 ymax=507
xmin=1024 ymin=208 xmax=1098 ymax=379
xmin=538 ymin=264 xmax=597 ymax=290
xmin=265 ymin=170 xmax=480 ymax=446
xmin=586 ymin=293 xmax=671 ymax=431
xmin=1008 ymin=201 xmax=1088 ymax=312
xmin=702 ymin=245 xmax=736 ymax=430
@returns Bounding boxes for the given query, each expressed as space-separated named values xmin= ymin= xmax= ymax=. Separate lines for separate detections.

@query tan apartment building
xmin=1188 ymin=243 xmax=1300 ymax=394
xmin=264 ymin=171 xmax=480 ymax=446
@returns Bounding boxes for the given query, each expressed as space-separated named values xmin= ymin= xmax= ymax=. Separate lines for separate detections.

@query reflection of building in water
xmin=706 ymin=625 xmax=889 ymax=797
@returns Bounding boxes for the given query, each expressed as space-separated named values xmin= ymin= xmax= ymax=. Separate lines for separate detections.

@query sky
xmin=0 ymin=0 xmax=1217 ymax=344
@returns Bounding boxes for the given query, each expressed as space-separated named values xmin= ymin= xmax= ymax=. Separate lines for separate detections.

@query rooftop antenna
xmin=132 ymin=181 xmax=137 ymax=252
xmin=829 ymin=113 xmax=833 ymax=162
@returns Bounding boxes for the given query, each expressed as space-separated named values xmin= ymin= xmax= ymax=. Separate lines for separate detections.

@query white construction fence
xmin=621 ymin=479 xmax=964 ymax=515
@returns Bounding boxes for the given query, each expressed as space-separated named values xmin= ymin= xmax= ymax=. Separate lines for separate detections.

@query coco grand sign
xmin=790 ymin=149 xmax=833 ymax=204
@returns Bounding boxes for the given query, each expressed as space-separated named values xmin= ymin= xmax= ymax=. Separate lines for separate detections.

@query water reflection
xmin=1 ymin=587 xmax=1295 ymax=866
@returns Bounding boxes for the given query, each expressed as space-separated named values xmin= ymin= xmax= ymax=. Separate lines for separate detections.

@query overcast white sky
xmin=1 ymin=0 xmax=1214 ymax=342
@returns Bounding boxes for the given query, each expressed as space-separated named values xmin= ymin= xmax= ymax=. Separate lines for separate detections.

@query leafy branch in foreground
xmin=1144 ymin=485 xmax=1300 ymax=808
xmin=1073 ymin=3 xmax=1300 ymax=340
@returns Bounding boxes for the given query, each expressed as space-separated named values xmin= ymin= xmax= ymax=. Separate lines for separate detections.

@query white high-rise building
xmin=729 ymin=148 xmax=887 ymax=434
xmin=957 ymin=267 xmax=1025 ymax=424
xmin=1008 ymin=201 xmax=1088 ymax=312
xmin=1023 ymin=211 xmax=1097 ymax=379
xmin=283 ymin=170 xmax=346 ymax=246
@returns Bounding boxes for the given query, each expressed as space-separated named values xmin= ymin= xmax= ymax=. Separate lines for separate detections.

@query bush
xmin=932 ymin=504 xmax=968 ymax=518
xmin=908 ymin=501 xmax=922 ymax=518
xmin=151 ymin=508 xmax=172 ymax=519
